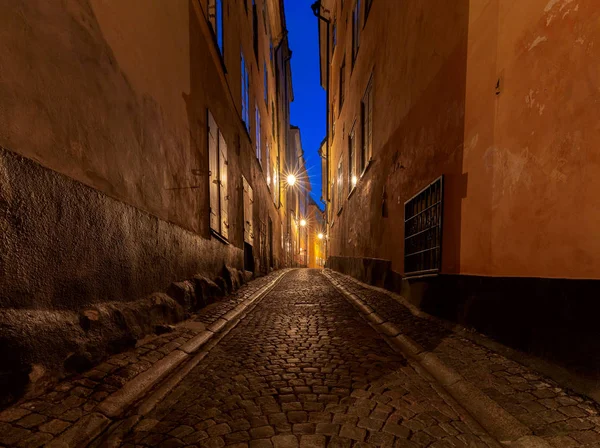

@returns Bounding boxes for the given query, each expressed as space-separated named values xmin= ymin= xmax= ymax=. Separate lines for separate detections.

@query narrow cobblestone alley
xmin=113 ymin=270 xmax=496 ymax=448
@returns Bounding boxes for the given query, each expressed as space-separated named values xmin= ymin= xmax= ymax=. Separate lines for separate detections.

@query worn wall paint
xmin=0 ymin=0 xmax=289 ymax=309
xmin=326 ymin=0 xmax=600 ymax=279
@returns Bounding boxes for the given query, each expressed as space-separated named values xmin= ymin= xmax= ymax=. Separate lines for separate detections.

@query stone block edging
xmin=52 ymin=269 xmax=292 ymax=448
xmin=322 ymin=270 xmax=552 ymax=447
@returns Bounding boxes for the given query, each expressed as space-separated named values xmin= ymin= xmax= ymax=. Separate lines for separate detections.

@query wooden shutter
xmin=367 ymin=80 xmax=373 ymax=161
xmin=243 ymin=177 xmax=254 ymax=245
xmin=208 ymin=111 xmax=219 ymax=232
xmin=219 ymin=130 xmax=229 ymax=239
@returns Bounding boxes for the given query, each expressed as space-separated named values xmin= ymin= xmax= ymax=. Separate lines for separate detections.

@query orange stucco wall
xmin=325 ymin=0 xmax=600 ymax=280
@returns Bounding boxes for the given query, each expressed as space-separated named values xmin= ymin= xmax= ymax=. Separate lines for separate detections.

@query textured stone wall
xmin=0 ymin=147 xmax=242 ymax=310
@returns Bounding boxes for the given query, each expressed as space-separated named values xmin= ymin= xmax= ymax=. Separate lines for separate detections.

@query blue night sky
xmin=285 ymin=0 xmax=325 ymax=207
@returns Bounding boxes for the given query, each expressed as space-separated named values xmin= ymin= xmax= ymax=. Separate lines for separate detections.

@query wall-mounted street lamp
xmin=286 ymin=174 xmax=297 ymax=186
xmin=300 ymin=219 xmax=307 ymax=227
xmin=318 ymin=233 xmax=324 ymax=240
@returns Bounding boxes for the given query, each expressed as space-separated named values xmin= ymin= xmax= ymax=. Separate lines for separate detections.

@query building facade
xmin=316 ymin=0 xmax=600 ymax=377
xmin=0 ymin=0 xmax=300 ymax=400
xmin=307 ymin=198 xmax=326 ymax=269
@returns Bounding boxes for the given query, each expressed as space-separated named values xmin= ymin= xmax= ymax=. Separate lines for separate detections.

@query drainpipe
xmin=311 ymin=1 xmax=330 ymax=264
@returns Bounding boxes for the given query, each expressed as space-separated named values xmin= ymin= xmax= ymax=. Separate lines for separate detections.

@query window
xmin=266 ymin=141 xmax=271 ymax=187
xmin=404 ymin=177 xmax=444 ymax=276
xmin=255 ymin=106 xmax=262 ymax=164
xmin=241 ymin=54 xmax=250 ymax=131
xmin=208 ymin=110 xmax=229 ymax=240
xmin=332 ymin=19 xmax=337 ymax=52
xmin=339 ymin=59 xmax=345 ymax=112
xmin=360 ymin=76 xmax=373 ymax=172
xmin=352 ymin=0 xmax=361 ymax=65
xmin=348 ymin=126 xmax=357 ymax=193
xmin=208 ymin=0 xmax=224 ymax=55
xmin=365 ymin=0 xmax=374 ymax=23
xmin=242 ymin=176 xmax=254 ymax=244
xmin=264 ymin=62 xmax=268 ymax=104
xmin=331 ymin=107 xmax=336 ymax=138
xmin=252 ymin=1 xmax=259 ymax=61
xmin=271 ymin=101 xmax=275 ymax=137
xmin=337 ymin=157 xmax=343 ymax=213
xmin=270 ymin=42 xmax=274 ymax=73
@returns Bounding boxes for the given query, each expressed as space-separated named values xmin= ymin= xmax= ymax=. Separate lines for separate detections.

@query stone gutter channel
xmin=322 ymin=270 xmax=552 ymax=448
xmin=0 ymin=269 xmax=292 ymax=448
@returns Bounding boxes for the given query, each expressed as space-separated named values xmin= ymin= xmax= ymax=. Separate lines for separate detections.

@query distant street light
xmin=286 ymin=174 xmax=297 ymax=186
xmin=318 ymin=233 xmax=324 ymax=240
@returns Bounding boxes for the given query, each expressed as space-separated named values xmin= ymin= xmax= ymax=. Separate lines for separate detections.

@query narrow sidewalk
xmin=0 ymin=270 xmax=287 ymax=448
xmin=324 ymin=269 xmax=600 ymax=447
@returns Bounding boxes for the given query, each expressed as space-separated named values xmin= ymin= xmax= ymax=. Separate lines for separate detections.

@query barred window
xmin=404 ymin=177 xmax=444 ymax=276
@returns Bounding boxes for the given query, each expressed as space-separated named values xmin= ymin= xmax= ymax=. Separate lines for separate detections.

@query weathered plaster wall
xmin=328 ymin=0 xmax=600 ymax=280
xmin=0 ymin=147 xmax=242 ymax=310
xmin=0 ymin=0 xmax=286 ymax=311
xmin=327 ymin=0 xmax=469 ymax=275
xmin=461 ymin=0 xmax=600 ymax=278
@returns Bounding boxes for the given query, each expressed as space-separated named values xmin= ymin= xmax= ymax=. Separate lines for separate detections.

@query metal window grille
xmin=404 ymin=176 xmax=443 ymax=276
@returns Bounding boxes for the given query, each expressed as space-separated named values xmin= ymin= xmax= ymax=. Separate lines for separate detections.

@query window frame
xmin=207 ymin=110 xmax=229 ymax=242
xmin=255 ymin=105 xmax=262 ymax=165
xmin=339 ymin=58 xmax=345 ymax=114
xmin=360 ymin=74 xmax=374 ymax=174
xmin=352 ymin=0 xmax=361 ymax=66
xmin=241 ymin=53 xmax=250 ymax=132
xmin=207 ymin=0 xmax=225 ymax=56
xmin=336 ymin=156 xmax=344 ymax=215
xmin=348 ymin=123 xmax=357 ymax=196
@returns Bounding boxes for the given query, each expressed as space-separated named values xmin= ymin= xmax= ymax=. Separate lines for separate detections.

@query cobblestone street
xmin=114 ymin=269 xmax=496 ymax=448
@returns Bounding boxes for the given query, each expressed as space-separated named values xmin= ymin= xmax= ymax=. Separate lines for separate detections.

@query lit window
xmin=207 ymin=110 xmax=229 ymax=240
xmin=337 ymin=158 xmax=343 ymax=213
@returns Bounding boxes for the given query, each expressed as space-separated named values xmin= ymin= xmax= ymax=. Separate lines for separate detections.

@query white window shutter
xmin=219 ymin=130 xmax=229 ymax=240
xmin=208 ymin=111 xmax=219 ymax=232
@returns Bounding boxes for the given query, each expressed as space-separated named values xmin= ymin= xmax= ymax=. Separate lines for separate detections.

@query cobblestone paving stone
xmin=326 ymin=270 xmax=600 ymax=447
xmin=0 ymin=271 xmax=283 ymax=448
xmin=118 ymin=269 xmax=498 ymax=448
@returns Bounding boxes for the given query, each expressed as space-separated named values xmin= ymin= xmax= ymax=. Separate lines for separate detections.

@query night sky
xmin=284 ymin=0 xmax=325 ymax=207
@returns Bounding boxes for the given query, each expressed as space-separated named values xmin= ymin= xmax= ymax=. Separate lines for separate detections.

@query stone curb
xmin=322 ymin=271 xmax=552 ymax=447
xmin=51 ymin=269 xmax=291 ymax=448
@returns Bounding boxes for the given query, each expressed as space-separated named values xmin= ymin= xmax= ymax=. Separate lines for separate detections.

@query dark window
xmin=332 ymin=19 xmax=337 ymax=52
xmin=252 ymin=1 xmax=259 ymax=61
xmin=360 ymin=75 xmax=373 ymax=172
xmin=352 ymin=0 xmax=361 ymax=65
xmin=365 ymin=0 xmax=374 ymax=23
xmin=339 ymin=59 xmax=345 ymax=112
xmin=264 ymin=62 xmax=268 ymax=104
xmin=208 ymin=0 xmax=224 ymax=55
xmin=241 ymin=54 xmax=250 ymax=131
xmin=404 ymin=177 xmax=444 ymax=276
xmin=348 ymin=126 xmax=357 ymax=193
